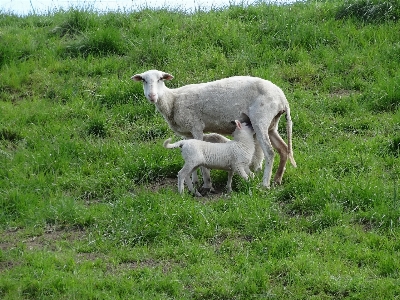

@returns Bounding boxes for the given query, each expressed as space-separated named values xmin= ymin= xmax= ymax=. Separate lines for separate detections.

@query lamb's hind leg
xmin=178 ymin=163 xmax=202 ymax=197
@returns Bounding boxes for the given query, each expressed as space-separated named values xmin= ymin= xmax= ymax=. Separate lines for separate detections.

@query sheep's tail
xmin=163 ymin=138 xmax=183 ymax=149
xmin=285 ymin=105 xmax=297 ymax=168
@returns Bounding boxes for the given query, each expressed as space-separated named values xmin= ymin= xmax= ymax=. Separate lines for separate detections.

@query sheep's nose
xmin=148 ymin=93 xmax=158 ymax=102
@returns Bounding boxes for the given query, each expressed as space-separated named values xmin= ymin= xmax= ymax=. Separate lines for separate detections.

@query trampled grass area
xmin=1 ymin=0 xmax=400 ymax=298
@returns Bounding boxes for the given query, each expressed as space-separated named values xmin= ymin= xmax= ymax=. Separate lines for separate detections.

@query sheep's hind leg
xmin=250 ymin=109 xmax=276 ymax=188
xmin=250 ymin=138 xmax=264 ymax=173
xmin=269 ymin=129 xmax=288 ymax=185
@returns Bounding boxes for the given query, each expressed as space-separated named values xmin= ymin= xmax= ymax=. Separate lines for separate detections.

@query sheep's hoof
xmin=194 ymin=190 xmax=203 ymax=197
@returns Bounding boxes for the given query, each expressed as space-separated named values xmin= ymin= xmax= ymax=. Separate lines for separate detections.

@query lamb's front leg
xmin=226 ymin=170 xmax=234 ymax=193
xmin=236 ymin=166 xmax=250 ymax=181
xmin=244 ymin=165 xmax=255 ymax=179
xmin=191 ymin=169 xmax=200 ymax=186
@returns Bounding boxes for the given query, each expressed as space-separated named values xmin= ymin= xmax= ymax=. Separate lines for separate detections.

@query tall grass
xmin=1 ymin=0 xmax=400 ymax=298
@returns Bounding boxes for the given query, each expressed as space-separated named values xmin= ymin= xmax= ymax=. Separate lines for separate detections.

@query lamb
xmin=131 ymin=69 xmax=297 ymax=190
xmin=163 ymin=120 xmax=255 ymax=196
xmin=188 ymin=132 xmax=264 ymax=190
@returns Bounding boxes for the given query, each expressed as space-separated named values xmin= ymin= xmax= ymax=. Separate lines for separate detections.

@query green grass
xmin=1 ymin=0 xmax=400 ymax=298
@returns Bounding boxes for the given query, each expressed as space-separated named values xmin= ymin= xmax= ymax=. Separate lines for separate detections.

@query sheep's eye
xmin=142 ymin=79 xmax=146 ymax=83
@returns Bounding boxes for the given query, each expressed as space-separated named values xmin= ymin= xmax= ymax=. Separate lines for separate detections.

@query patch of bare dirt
xmin=147 ymin=177 xmax=177 ymax=193
xmin=329 ymin=89 xmax=359 ymax=98
xmin=116 ymin=258 xmax=181 ymax=274
xmin=0 ymin=225 xmax=86 ymax=252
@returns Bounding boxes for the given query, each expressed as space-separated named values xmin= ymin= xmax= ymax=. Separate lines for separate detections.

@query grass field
xmin=1 ymin=0 xmax=400 ymax=298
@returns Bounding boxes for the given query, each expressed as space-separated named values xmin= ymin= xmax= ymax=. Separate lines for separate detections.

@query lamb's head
xmin=131 ymin=70 xmax=174 ymax=103
xmin=232 ymin=120 xmax=254 ymax=140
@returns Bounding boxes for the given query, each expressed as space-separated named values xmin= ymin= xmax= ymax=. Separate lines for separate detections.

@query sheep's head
xmin=131 ymin=70 xmax=173 ymax=103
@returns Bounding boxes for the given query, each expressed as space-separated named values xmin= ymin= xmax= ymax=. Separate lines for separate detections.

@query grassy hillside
xmin=1 ymin=0 xmax=400 ymax=298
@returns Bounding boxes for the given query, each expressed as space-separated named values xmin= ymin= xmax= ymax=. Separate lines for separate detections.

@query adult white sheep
xmin=131 ymin=69 xmax=297 ymax=189
xmin=164 ymin=120 xmax=255 ymax=196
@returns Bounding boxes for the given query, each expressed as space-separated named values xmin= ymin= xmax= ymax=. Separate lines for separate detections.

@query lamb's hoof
xmin=194 ymin=190 xmax=203 ymax=197
xmin=198 ymin=187 xmax=211 ymax=196
xmin=253 ymin=167 xmax=262 ymax=173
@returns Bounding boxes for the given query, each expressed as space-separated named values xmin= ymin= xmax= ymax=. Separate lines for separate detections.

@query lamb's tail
xmin=285 ymin=105 xmax=297 ymax=168
xmin=163 ymin=138 xmax=183 ymax=149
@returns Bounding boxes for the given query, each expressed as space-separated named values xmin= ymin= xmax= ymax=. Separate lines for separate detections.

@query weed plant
xmin=1 ymin=0 xmax=400 ymax=298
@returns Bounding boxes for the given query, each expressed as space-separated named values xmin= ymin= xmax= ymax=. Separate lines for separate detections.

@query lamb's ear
xmin=131 ymin=74 xmax=143 ymax=81
xmin=162 ymin=73 xmax=174 ymax=81
xmin=235 ymin=120 xmax=242 ymax=129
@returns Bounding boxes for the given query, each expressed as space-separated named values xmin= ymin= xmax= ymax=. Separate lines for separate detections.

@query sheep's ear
xmin=162 ymin=73 xmax=174 ymax=81
xmin=131 ymin=74 xmax=143 ymax=81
